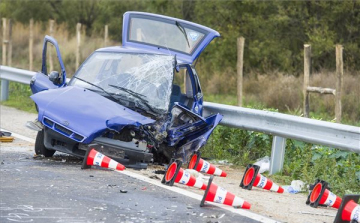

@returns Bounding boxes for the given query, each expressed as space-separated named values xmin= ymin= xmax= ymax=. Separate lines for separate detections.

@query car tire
xmin=35 ymin=130 xmax=55 ymax=157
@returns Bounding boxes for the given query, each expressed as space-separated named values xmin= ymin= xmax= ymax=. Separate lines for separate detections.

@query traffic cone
xmin=187 ymin=151 xmax=227 ymax=177
xmin=200 ymin=175 xmax=251 ymax=209
xmin=161 ymin=159 xmax=207 ymax=190
xmin=334 ymin=194 xmax=360 ymax=223
xmin=240 ymin=164 xmax=284 ymax=193
xmin=306 ymin=179 xmax=342 ymax=209
xmin=81 ymin=147 xmax=125 ymax=171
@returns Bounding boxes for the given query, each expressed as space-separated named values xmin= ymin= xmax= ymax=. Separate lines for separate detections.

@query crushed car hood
xmin=31 ymin=86 xmax=155 ymax=143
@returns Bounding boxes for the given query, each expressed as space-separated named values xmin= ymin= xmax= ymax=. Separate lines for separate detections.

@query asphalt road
xmin=0 ymin=145 xmax=261 ymax=223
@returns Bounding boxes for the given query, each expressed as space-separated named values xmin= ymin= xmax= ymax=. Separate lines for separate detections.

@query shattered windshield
xmin=70 ymin=52 xmax=174 ymax=114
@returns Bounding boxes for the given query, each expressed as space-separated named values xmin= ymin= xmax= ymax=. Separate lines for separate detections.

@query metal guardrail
xmin=203 ymin=102 xmax=360 ymax=174
xmin=1 ymin=66 xmax=360 ymax=174
xmin=0 ymin=66 xmax=35 ymax=101
xmin=0 ymin=65 xmax=35 ymax=84
xmin=203 ymin=102 xmax=360 ymax=153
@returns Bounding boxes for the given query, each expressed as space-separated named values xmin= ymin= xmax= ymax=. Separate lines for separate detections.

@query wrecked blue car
xmin=28 ymin=11 xmax=222 ymax=168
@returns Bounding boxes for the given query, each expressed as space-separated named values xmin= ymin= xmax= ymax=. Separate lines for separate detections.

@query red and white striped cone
xmin=240 ymin=164 xmax=284 ymax=193
xmin=164 ymin=160 xmax=207 ymax=190
xmin=308 ymin=180 xmax=342 ymax=209
xmin=81 ymin=148 xmax=125 ymax=171
xmin=342 ymin=200 xmax=360 ymax=222
xmin=201 ymin=175 xmax=251 ymax=209
xmin=334 ymin=194 xmax=360 ymax=223
xmin=188 ymin=151 xmax=227 ymax=177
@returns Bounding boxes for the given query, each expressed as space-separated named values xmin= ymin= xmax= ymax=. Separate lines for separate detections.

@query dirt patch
xmin=129 ymin=162 xmax=337 ymax=223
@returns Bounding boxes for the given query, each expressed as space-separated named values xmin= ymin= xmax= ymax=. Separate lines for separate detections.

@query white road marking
xmin=2 ymin=131 xmax=280 ymax=223
xmin=117 ymin=169 xmax=280 ymax=222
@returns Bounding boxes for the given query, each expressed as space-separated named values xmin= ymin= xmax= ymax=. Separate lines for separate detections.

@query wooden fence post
xmin=104 ymin=24 xmax=108 ymax=47
xmin=1 ymin=18 xmax=9 ymax=101
xmin=76 ymin=23 xmax=81 ymax=69
xmin=2 ymin=18 xmax=7 ymax=66
xmin=8 ymin=19 xmax=12 ymax=66
xmin=335 ymin=45 xmax=343 ymax=123
xmin=49 ymin=19 xmax=55 ymax=72
xmin=303 ymin=44 xmax=311 ymax=118
xmin=29 ymin=19 xmax=34 ymax=71
xmin=237 ymin=37 xmax=245 ymax=107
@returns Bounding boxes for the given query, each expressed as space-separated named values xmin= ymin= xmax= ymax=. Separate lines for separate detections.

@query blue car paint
xmin=167 ymin=103 xmax=222 ymax=147
xmin=30 ymin=36 xmax=68 ymax=95
xmin=178 ymin=64 xmax=202 ymax=115
xmin=41 ymin=35 xmax=67 ymax=87
xmin=122 ymin=11 xmax=220 ymax=64
xmin=175 ymin=113 xmax=223 ymax=162
xmin=191 ymin=68 xmax=204 ymax=116
xmin=30 ymin=72 xmax=59 ymax=94
xmin=31 ymin=86 xmax=155 ymax=144
xmin=186 ymin=65 xmax=204 ymax=115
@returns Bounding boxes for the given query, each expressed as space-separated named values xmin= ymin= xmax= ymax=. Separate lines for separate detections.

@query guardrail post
xmin=1 ymin=18 xmax=9 ymax=101
xmin=269 ymin=136 xmax=286 ymax=175
xmin=1 ymin=77 xmax=10 ymax=100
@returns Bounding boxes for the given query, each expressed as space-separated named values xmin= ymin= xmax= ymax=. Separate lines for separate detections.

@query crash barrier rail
xmin=203 ymin=102 xmax=360 ymax=174
xmin=1 ymin=65 xmax=360 ymax=174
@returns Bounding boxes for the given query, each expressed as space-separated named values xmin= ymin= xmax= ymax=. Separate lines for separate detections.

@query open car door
xmin=122 ymin=11 xmax=220 ymax=64
xmin=30 ymin=35 xmax=67 ymax=94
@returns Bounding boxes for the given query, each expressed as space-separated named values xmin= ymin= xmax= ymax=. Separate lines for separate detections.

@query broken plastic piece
xmin=26 ymin=120 xmax=43 ymax=131
xmin=253 ymin=156 xmax=270 ymax=174
xmin=0 ymin=131 xmax=14 ymax=143
xmin=0 ymin=131 xmax=11 ymax=136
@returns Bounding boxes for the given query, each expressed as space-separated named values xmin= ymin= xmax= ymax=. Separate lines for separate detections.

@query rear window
xmin=128 ymin=16 xmax=206 ymax=55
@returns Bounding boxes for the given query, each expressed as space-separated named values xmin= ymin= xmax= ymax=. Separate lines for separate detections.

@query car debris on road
xmin=0 ymin=131 xmax=14 ymax=143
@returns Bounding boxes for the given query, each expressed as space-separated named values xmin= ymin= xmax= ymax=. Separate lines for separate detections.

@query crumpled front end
xmin=173 ymin=113 xmax=222 ymax=162
xmin=31 ymin=86 xmax=155 ymax=144
xmin=30 ymin=86 xmax=222 ymax=167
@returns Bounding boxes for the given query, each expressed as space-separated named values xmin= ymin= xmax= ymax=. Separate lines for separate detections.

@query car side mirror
xmin=49 ymin=71 xmax=62 ymax=85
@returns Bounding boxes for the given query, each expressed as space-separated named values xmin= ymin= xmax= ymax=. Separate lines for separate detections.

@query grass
xmin=205 ymin=92 xmax=359 ymax=127
xmin=1 ymin=82 xmax=37 ymax=113
xmin=199 ymin=70 xmax=360 ymax=127
xmin=0 ymin=21 xmax=118 ymax=75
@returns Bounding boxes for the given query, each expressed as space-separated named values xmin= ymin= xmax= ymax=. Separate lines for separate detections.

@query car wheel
xmin=35 ymin=130 xmax=55 ymax=157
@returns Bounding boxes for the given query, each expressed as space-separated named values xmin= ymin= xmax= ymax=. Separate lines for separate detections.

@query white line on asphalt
xmin=1 ymin=128 xmax=36 ymax=144
xmin=3 ymin=131 xmax=280 ymax=223
xmin=118 ymin=169 xmax=280 ymax=223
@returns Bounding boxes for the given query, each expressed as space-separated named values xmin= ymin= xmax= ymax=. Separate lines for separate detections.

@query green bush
xmin=202 ymin=126 xmax=272 ymax=166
